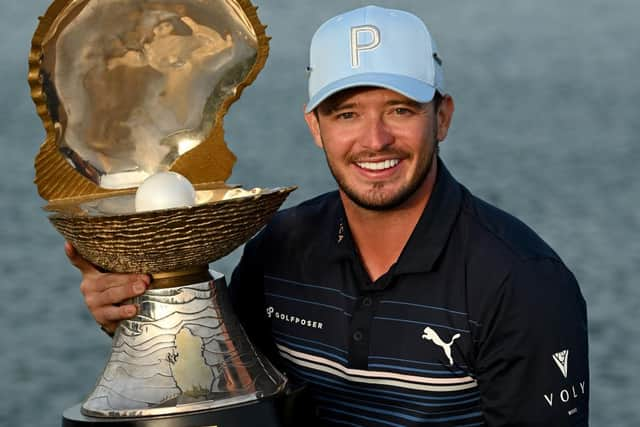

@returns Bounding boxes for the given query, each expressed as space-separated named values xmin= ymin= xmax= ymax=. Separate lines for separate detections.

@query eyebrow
xmin=316 ymin=101 xmax=357 ymax=116
xmin=385 ymin=99 xmax=428 ymax=109
xmin=331 ymin=102 xmax=358 ymax=111
xmin=325 ymin=99 xmax=426 ymax=113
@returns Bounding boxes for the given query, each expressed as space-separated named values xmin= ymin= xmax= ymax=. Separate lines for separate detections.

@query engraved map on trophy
xmin=29 ymin=1 xmax=293 ymax=425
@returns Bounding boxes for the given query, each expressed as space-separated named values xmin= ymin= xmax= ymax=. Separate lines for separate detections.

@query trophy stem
xmin=78 ymin=271 xmax=287 ymax=419
xmin=150 ymin=266 xmax=211 ymax=289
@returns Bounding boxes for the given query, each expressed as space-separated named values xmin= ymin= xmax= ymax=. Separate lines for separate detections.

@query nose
xmin=361 ymin=115 xmax=394 ymax=151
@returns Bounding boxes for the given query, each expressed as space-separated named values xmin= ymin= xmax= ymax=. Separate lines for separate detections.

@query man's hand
xmin=65 ymin=242 xmax=150 ymax=335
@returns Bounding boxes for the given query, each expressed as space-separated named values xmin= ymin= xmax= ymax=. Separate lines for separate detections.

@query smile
xmin=356 ymin=159 xmax=400 ymax=171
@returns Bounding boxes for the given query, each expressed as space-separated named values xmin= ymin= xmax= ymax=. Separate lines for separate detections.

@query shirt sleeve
xmin=228 ymin=230 xmax=279 ymax=361
xmin=475 ymin=258 xmax=589 ymax=426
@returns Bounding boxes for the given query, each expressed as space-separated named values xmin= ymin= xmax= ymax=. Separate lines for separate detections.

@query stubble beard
xmin=324 ymin=144 xmax=437 ymax=212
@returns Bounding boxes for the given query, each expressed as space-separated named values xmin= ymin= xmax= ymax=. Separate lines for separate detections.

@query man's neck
xmin=341 ymin=159 xmax=438 ymax=282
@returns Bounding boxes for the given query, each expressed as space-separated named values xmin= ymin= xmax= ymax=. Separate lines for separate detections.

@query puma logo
xmin=422 ymin=327 xmax=460 ymax=366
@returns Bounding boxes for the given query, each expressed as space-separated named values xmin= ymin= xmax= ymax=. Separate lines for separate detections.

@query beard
xmin=324 ymin=145 xmax=437 ymax=212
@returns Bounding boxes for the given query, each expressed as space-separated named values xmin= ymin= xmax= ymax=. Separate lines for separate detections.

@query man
xmin=68 ymin=6 xmax=589 ymax=426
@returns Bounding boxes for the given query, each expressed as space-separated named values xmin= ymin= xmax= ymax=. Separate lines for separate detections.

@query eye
xmin=336 ymin=111 xmax=356 ymax=120
xmin=393 ymin=107 xmax=413 ymax=116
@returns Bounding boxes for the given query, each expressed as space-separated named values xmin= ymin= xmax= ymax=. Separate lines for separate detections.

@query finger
xmin=83 ymin=277 xmax=148 ymax=306
xmin=94 ymin=304 xmax=138 ymax=326
xmin=65 ymin=242 xmax=99 ymax=275
xmin=90 ymin=273 xmax=150 ymax=294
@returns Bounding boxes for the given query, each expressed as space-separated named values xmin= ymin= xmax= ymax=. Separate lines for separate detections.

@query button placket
xmin=347 ymin=293 xmax=377 ymax=369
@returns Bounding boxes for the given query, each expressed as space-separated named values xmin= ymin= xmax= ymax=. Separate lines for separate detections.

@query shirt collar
xmin=328 ymin=157 xmax=463 ymax=274
xmin=328 ymin=196 xmax=355 ymax=262
xmin=393 ymin=158 xmax=462 ymax=275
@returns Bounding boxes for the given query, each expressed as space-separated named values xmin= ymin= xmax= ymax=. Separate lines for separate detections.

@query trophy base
xmin=62 ymin=397 xmax=283 ymax=427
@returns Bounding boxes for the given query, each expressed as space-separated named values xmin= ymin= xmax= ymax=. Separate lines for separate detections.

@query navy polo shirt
xmin=230 ymin=159 xmax=589 ymax=426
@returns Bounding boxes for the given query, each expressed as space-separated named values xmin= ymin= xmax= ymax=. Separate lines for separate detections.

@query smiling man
xmin=69 ymin=5 xmax=589 ymax=426
xmin=231 ymin=6 xmax=589 ymax=425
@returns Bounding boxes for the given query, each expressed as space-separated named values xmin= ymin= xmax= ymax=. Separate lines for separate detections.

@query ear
xmin=436 ymin=94 xmax=455 ymax=142
xmin=303 ymin=106 xmax=324 ymax=149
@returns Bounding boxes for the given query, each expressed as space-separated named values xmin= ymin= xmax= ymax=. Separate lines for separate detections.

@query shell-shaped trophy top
xmin=30 ymin=0 xmax=269 ymax=201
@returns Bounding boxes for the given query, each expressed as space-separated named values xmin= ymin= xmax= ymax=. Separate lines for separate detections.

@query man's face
xmin=305 ymin=87 xmax=453 ymax=211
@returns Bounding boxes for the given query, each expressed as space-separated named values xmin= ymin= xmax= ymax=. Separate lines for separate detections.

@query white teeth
xmin=356 ymin=159 xmax=399 ymax=171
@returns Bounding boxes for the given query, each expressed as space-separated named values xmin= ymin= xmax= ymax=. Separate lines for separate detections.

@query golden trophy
xmin=29 ymin=0 xmax=294 ymax=425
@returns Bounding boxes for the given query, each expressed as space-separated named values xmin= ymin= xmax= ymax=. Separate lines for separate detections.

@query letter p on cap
xmin=350 ymin=25 xmax=380 ymax=68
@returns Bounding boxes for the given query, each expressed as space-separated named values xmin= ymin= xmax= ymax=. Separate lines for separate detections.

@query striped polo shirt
xmin=230 ymin=159 xmax=589 ymax=426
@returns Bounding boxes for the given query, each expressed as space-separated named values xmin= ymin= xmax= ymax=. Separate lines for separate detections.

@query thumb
xmin=64 ymin=241 xmax=99 ymax=275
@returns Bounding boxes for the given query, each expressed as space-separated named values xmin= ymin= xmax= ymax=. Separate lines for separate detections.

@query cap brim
xmin=305 ymin=72 xmax=436 ymax=113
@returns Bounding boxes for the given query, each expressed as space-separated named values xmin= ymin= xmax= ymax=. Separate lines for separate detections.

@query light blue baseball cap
xmin=305 ymin=6 xmax=444 ymax=113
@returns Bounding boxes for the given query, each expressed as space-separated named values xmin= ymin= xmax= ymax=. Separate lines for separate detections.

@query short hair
xmin=432 ymin=91 xmax=443 ymax=112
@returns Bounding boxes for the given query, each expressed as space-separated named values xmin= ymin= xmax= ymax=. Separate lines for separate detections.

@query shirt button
xmin=362 ymin=297 xmax=372 ymax=307
xmin=353 ymin=329 xmax=364 ymax=342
